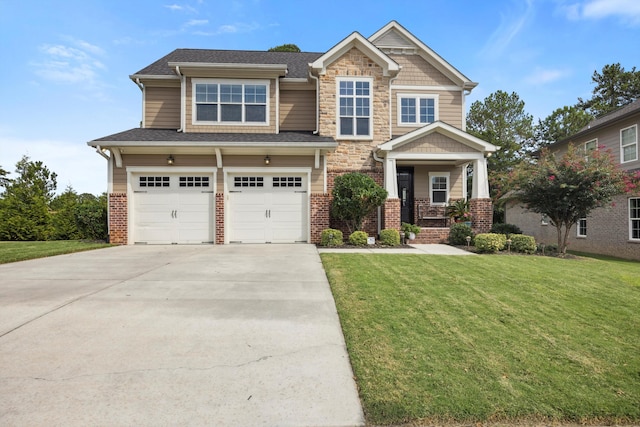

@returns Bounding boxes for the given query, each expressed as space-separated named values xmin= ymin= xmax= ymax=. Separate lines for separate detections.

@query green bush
xmin=379 ymin=229 xmax=400 ymax=246
xmin=401 ymin=222 xmax=420 ymax=237
xmin=509 ymin=234 xmax=536 ymax=254
xmin=320 ymin=228 xmax=343 ymax=247
xmin=349 ymin=231 xmax=369 ymax=246
xmin=475 ymin=233 xmax=507 ymax=253
xmin=449 ymin=223 xmax=474 ymax=245
xmin=537 ymin=242 xmax=558 ymax=255
xmin=490 ymin=223 xmax=522 ymax=237
xmin=331 ymin=172 xmax=387 ymax=233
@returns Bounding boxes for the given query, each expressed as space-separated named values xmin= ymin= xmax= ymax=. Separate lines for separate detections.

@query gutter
xmin=175 ymin=66 xmax=185 ymax=132
xmin=308 ymin=69 xmax=320 ymax=134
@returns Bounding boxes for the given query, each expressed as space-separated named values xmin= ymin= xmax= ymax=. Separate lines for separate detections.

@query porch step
xmin=412 ymin=227 xmax=450 ymax=244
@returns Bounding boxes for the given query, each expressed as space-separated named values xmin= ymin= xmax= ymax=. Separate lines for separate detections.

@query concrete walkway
xmin=319 ymin=243 xmax=474 ymax=255
xmin=0 ymin=245 xmax=364 ymax=426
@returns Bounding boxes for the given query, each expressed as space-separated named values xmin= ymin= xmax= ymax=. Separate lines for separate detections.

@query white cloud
xmin=164 ymin=3 xmax=197 ymax=13
xmin=525 ymin=67 xmax=571 ymax=85
xmin=561 ymin=0 xmax=640 ymax=25
xmin=480 ymin=0 xmax=535 ymax=58
xmin=193 ymin=22 xmax=260 ymax=36
xmin=185 ymin=19 xmax=208 ymax=27
xmin=32 ymin=38 xmax=107 ymax=87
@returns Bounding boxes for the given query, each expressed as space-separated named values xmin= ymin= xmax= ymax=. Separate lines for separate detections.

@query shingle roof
xmin=89 ymin=128 xmax=336 ymax=145
xmin=568 ymin=99 xmax=640 ymax=140
xmin=133 ymin=49 xmax=324 ymax=79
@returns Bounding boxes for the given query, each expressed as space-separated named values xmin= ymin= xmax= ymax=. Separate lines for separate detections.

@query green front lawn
xmin=0 ymin=241 xmax=111 ymax=264
xmin=321 ymin=253 xmax=640 ymax=425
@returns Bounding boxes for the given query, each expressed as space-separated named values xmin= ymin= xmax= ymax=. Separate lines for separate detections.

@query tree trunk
xmin=556 ymin=224 xmax=564 ymax=255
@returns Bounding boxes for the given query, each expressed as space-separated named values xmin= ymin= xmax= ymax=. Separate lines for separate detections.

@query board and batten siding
xmin=144 ymin=86 xmax=181 ymax=129
xmin=279 ymin=89 xmax=316 ymax=131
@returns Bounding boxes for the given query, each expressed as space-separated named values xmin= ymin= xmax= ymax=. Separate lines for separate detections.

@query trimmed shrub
xmin=449 ymin=223 xmax=474 ymax=245
xmin=475 ymin=233 xmax=507 ymax=253
xmin=380 ymin=229 xmax=400 ymax=246
xmin=537 ymin=242 xmax=558 ymax=255
xmin=349 ymin=231 xmax=369 ymax=246
xmin=490 ymin=223 xmax=522 ymax=237
xmin=320 ymin=228 xmax=343 ymax=247
xmin=510 ymin=234 xmax=536 ymax=254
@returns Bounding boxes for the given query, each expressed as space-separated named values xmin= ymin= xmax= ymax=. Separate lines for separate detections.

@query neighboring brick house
xmin=88 ymin=21 xmax=496 ymax=245
xmin=505 ymin=100 xmax=640 ymax=260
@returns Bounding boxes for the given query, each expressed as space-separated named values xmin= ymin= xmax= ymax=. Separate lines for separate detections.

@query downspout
xmin=388 ymin=74 xmax=399 ymax=140
xmin=175 ymin=66 xmax=185 ymax=132
xmin=462 ymin=86 xmax=472 ymax=132
xmin=95 ymin=145 xmax=110 ymax=161
xmin=308 ymin=69 xmax=320 ymax=134
xmin=135 ymin=78 xmax=144 ymax=128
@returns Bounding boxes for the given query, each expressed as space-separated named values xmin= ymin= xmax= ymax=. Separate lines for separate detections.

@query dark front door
xmin=397 ymin=167 xmax=414 ymax=224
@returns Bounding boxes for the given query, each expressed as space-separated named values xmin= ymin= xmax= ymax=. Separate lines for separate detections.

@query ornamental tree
xmin=509 ymin=145 xmax=638 ymax=255
xmin=331 ymin=172 xmax=387 ymax=234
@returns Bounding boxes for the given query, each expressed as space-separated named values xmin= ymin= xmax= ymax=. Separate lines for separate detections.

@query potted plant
xmin=446 ymin=199 xmax=471 ymax=223
xmin=401 ymin=222 xmax=421 ymax=240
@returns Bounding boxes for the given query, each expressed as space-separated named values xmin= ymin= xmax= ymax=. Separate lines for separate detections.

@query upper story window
xmin=621 ymin=125 xmax=637 ymax=163
xmin=193 ymin=79 xmax=268 ymax=125
xmin=429 ymin=172 xmax=450 ymax=205
xmin=337 ymin=77 xmax=372 ymax=139
xmin=398 ymin=94 xmax=438 ymax=126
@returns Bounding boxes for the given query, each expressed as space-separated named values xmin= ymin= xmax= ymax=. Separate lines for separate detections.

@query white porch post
xmin=472 ymin=157 xmax=490 ymax=199
xmin=384 ymin=157 xmax=398 ymax=198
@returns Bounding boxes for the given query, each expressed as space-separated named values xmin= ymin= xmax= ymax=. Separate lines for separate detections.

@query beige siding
xmin=184 ymin=77 xmax=277 ymax=133
xmin=112 ymin=154 xmax=216 ymax=192
xmin=391 ymin=89 xmax=463 ymax=134
xmin=280 ymin=90 xmax=316 ymax=131
xmin=395 ymin=133 xmax=477 ymax=154
xmin=390 ymin=54 xmax=456 ymax=87
xmin=413 ymin=165 xmax=464 ymax=199
xmin=145 ymin=87 xmax=181 ymax=129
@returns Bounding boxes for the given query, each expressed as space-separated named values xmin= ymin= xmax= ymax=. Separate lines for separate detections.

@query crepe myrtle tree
xmin=331 ymin=172 xmax=387 ymax=234
xmin=508 ymin=145 xmax=639 ymax=255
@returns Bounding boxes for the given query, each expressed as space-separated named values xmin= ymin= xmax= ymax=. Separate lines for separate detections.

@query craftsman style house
xmin=89 ymin=21 xmax=496 ymax=245
xmin=505 ymin=100 xmax=640 ymax=260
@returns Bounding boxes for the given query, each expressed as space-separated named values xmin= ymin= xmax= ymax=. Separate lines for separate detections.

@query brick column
xmin=108 ymin=193 xmax=127 ymax=245
xmin=383 ymin=198 xmax=401 ymax=231
xmin=470 ymin=198 xmax=492 ymax=233
xmin=215 ymin=193 xmax=224 ymax=244
xmin=310 ymin=193 xmax=331 ymax=244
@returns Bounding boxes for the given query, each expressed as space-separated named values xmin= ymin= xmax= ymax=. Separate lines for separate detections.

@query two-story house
xmin=505 ymin=99 xmax=640 ymax=260
xmin=88 ymin=21 xmax=496 ymax=245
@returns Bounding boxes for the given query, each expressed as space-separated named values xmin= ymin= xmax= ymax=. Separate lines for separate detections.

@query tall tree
xmin=0 ymin=156 xmax=57 ymax=240
xmin=534 ymin=105 xmax=593 ymax=149
xmin=267 ymin=43 xmax=301 ymax=52
xmin=0 ymin=166 xmax=9 ymax=188
xmin=577 ymin=63 xmax=640 ymax=116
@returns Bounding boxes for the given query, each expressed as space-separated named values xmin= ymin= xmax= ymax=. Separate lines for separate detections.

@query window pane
xmin=196 ymin=104 xmax=217 ymax=121
xmin=622 ymin=127 xmax=636 ymax=145
xmin=356 ymin=118 xmax=369 ymax=135
xmin=355 ymin=98 xmax=369 ymax=116
xmin=245 ymin=105 xmax=266 ymax=122
xmin=420 ymin=98 xmax=435 ymax=123
xmin=339 ymin=81 xmax=353 ymax=95
xmin=340 ymin=117 xmax=353 ymax=135
xmin=340 ymin=98 xmax=353 ymax=116
xmin=245 ymin=85 xmax=266 ymax=103
xmin=220 ymin=84 xmax=242 ymax=103
xmin=195 ymin=84 xmax=217 ymax=103
xmin=355 ymin=81 xmax=369 ymax=96
xmin=623 ymin=144 xmax=637 ymax=162
xmin=221 ymin=104 xmax=242 ymax=121
xmin=401 ymin=98 xmax=416 ymax=123
xmin=432 ymin=191 xmax=446 ymax=203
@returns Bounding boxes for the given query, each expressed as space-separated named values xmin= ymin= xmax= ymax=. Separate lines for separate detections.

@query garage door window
xmin=234 ymin=176 xmax=264 ymax=187
xmin=273 ymin=177 xmax=302 ymax=188
xmin=179 ymin=176 xmax=210 ymax=187
xmin=139 ymin=176 xmax=170 ymax=187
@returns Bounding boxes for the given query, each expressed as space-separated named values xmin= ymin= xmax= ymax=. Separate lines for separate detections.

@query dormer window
xmin=193 ymin=79 xmax=268 ymax=125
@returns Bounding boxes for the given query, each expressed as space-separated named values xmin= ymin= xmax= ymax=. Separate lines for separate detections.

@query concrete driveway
xmin=0 ymin=245 xmax=364 ymax=426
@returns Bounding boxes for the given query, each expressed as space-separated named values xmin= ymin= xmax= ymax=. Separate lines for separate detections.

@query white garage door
xmin=133 ymin=174 xmax=214 ymax=244
xmin=228 ymin=174 xmax=308 ymax=243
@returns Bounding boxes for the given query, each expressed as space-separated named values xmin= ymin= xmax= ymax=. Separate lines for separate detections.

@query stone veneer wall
xmin=108 ymin=193 xmax=127 ymax=245
xmin=470 ymin=198 xmax=493 ymax=233
xmin=215 ymin=193 xmax=224 ymax=244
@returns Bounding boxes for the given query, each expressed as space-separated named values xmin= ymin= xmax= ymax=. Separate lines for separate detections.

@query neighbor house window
xmin=429 ymin=172 xmax=449 ymax=205
xmin=621 ymin=125 xmax=637 ymax=163
xmin=630 ymin=198 xmax=640 ymax=240
xmin=398 ymin=94 xmax=437 ymax=125
xmin=193 ymin=79 xmax=268 ymax=124
xmin=584 ymin=139 xmax=597 ymax=159
xmin=541 ymin=214 xmax=549 ymax=226
xmin=577 ymin=218 xmax=587 ymax=237
xmin=337 ymin=78 xmax=372 ymax=138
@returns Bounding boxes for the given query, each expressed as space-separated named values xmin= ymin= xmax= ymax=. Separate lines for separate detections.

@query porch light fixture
xmin=167 ymin=155 xmax=175 ymax=165
xmin=264 ymin=155 xmax=270 ymax=165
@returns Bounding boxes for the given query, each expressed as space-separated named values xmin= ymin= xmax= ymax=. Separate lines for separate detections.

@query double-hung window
xmin=577 ymin=218 xmax=587 ymax=237
xmin=630 ymin=198 xmax=640 ymax=240
xmin=337 ymin=78 xmax=372 ymax=138
xmin=429 ymin=172 xmax=449 ymax=205
xmin=194 ymin=79 xmax=268 ymax=124
xmin=398 ymin=94 xmax=437 ymax=126
xmin=621 ymin=125 xmax=637 ymax=163
xmin=584 ymin=139 xmax=597 ymax=159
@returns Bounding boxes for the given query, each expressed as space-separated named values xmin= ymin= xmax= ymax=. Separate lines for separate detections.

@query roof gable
xmin=309 ymin=32 xmax=400 ymax=77
xmin=369 ymin=21 xmax=476 ymax=90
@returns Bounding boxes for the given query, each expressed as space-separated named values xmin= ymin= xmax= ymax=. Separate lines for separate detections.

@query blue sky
xmin=1 ymin=0 xmax=639 ymax=195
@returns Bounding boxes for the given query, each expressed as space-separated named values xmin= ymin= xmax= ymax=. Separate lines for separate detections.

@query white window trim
xmin=429 ymin=171 xmax=450 ymax=206
xmin=335 ymin=76 xmax=373 ymax=140
xmin=192 ymin=78 xmax=270 ymax=126
xmin=541 ymin=214 xmax=549 ymax=226
xmin=396 ymin=93 xmax=439 ymax=127
xmin=630 ymin=197 xmax=640 ymax=241
xmin=577 ymin=218 xmax=587 ymax=238
xmin=584 ymin=138 xmax=598 ymax=159
xmin=620 ymin=124 xmax=638 ymax=163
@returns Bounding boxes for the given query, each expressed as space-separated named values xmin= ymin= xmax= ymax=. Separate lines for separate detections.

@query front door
xmin=397 ymin=167 xmax=414 ymax=224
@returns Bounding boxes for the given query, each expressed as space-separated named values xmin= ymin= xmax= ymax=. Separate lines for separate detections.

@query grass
xmin=321 ymin=253 xmax=640 ymax=425
xmin=0 ymin=240 xmax=111 ymax=264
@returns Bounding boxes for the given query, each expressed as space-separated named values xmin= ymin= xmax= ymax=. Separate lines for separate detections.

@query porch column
xmin=384 ymin=157 xmax=398 ymax=198
xmin=472 ymin=157 xmax=490 ymax=199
